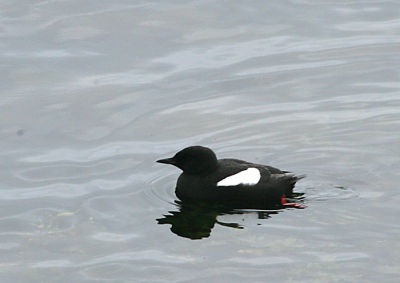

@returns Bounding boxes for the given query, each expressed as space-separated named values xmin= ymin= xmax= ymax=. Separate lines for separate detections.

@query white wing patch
xmin=217 ymin=168 xmax=261 ymax=187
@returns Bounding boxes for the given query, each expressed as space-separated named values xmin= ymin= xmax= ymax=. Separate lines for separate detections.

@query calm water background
xmin=1 ymin=0 xmax=400 ymax=282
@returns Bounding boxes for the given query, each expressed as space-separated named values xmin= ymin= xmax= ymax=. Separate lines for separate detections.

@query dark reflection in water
xmin=157 ymin=194 xmax=304 ymax=240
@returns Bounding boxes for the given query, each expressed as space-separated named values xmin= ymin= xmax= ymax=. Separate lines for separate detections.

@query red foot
xmin=281 ymin=195 xmax=306 ymax=209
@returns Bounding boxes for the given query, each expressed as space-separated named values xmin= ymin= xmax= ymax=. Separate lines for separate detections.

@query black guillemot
xmin=157 ymin=146 xmax=305 ymax=208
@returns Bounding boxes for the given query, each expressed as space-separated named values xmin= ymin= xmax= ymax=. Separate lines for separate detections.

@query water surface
xmin=1 ymin=0 xmax=400 ymax=282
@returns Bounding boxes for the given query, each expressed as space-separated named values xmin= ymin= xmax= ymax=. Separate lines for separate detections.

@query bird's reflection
xmin=157 ymin=193 xmax=304 ymax=240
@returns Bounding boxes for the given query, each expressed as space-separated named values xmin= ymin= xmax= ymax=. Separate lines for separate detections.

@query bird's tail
xmin=291 ymin=174 xmax=306 ymax=183
xmin=272 ymin=172 xmax=306 ymax=196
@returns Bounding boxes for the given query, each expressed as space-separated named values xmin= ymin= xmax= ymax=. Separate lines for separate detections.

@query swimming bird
xmin=157 ymin=146 xmax=304 ymax=208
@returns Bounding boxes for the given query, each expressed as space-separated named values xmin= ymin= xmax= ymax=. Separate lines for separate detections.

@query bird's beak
xmin=156 ymin=157 xmax=176 ymax=165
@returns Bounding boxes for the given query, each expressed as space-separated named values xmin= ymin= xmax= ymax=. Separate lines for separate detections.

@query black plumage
xmin=157 ymin=146 xmax=304 ymax=208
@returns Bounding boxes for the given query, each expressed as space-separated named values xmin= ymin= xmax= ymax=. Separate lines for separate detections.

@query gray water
xmin=1 ymin=0 xmax=400 ymax=282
